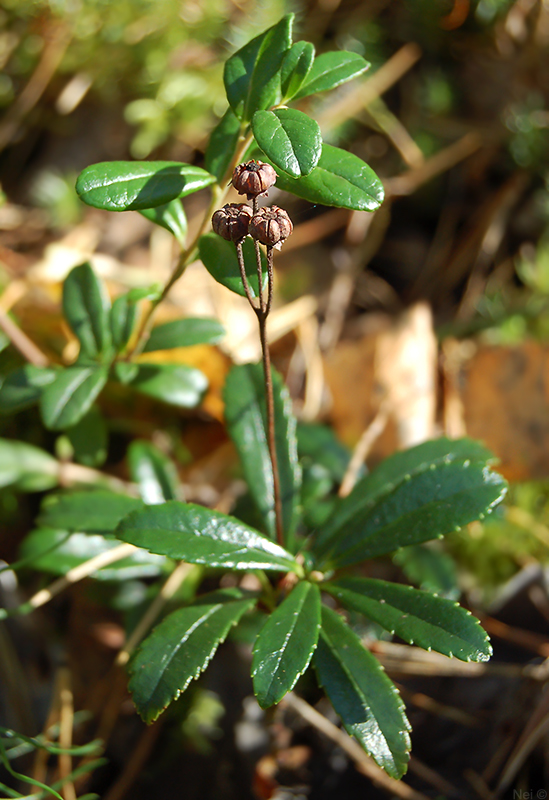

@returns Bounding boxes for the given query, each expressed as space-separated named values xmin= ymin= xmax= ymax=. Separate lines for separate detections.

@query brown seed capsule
xmin=232 ymin=160 xmax=277 ymax=199
xmin=249 ymin=206 xmax=293 ymax=247
xmin=211 ymin=203 xmax=253 ymax=242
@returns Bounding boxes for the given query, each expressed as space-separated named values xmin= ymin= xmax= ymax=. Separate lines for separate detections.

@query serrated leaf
xmin=204 ymin=107 xmax=242 ymax=182
xmin=281 ymin=41 xmax=315 ymax=100
xmin=0 ymin=366 xmax=57 ymax=414
xmin=40 ymin=365 xmax=109 ymax=431
xmin=0 ymin=438 xmax=58 ymax=492
xmin=272 ymin=144 xmax=384 ymax=211
xmin=198 ymin=233 xmax=268 ymax=298
xmin=110 ymin=293 xmax=139 ymax=354
xmin=139 ymin=198 xmax=188 ymax=244
xmin=143 ymin=318 xmax=225 ymax=352
xmin=130 ymin=363 xmax=208 ymax=408
xmin=324 ymin=577 xmax=492 ymax=662
xmin=293 ymin=50 xmax=370 ymax=100
xmin=224 ymin=15 xmax=293 ymax=122
xmin=128 ymin=589 xmax=257 ymax=723
xmin=66 ymin=405 xmax=108 ymax=468
xmin=314 ymin=438 xmax=507 ymax=567
xmin=252 ymin=581 xmax=320 ymax=708
xmin=38 ymin=490 xmax=144 ymax=533
xmin=315 ymin=458 xmax=507 ymax=569
xmin=224 ymin=363 xmax=301 ymax=542
xmin=63 ymin=263 xmax=112 ymax=359
xmin=20 ymin=528 xmax=166 ymax=581
xmin=76 ymin=161 xmax=216 ymax=211
xmin=116 ymin=501 xmax=300 ymax=572
xmin=314 ymin=605 xmax=410 ymax=779
xmin=253 ymin=108 xmax=321 ymax=178
xmin=128 ymin=440 xmax=179 ymax=504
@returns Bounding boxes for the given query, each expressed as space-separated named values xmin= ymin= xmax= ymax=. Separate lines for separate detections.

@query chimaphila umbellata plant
xmin=0 ymin=15 xmax=507 ymax=781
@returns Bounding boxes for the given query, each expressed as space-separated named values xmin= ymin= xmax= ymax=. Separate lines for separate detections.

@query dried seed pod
xmin=211 ymin=203 xmax=253 ymax=242
xmin=232 ymin=160 xmax=277 ymax=199
xmin=249 ymin=206 xmax=293 ymax=247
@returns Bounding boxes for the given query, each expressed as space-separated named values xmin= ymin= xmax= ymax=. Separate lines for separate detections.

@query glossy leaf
xmin=0 ymin=366 xmax=57 ymax=414
xmin=293 ymin=50 xmax=370 ymax=100
xmin=314 ymin=605 xmax=411 ymax=779
xmin=76 ymin=161 xmax=216 ymax=211
xmin=324 ymin=577 xmax=492 ymax=662
xmin=281 ymin=41 xmax=315 ymax=100
xmin=128 ymin=589 xmax=257 ymax=723
xmin=40 ymin=365 xmax=109 ymax=431
xmin=143 ymin=318 xmax=225 ymax=352
xmin=224 ymin=15 xmax=293 ymax=122
xmin=110 ymin=293 xmax=139 ymax=353
xmin=66 ymin=405 xmax=108 ymax=468
xmin=224 ymin=363 xmax=301 ymax=542
xmin=63 ymin=263 xmax=112 ymax=359
xmin=130 ymin=363 xmax=208 ymax=408
xmin=315 ymin=457 xmax=507 ymax=569
xmin=128 ymin=440 xmax=179 ymax=504
xmin=252 ymin=108 xmax=321 ymax=178
xmin=272 ymin=144 xmax=384 ymax=211
xmin=20 ymin=528 xmax=166 ymax=581
xmin=252 ymin=581 xmax=320 ymax=708
xmin=0 ymin=438 xmax=58 ymax=492
xmin=315 ymin=438 xmax=505 ymax=553
xmin=139 ymin=198 xmax=187 ymax=244
xmin=38 ymin=490 xmax=144 ymax=533
xmin=204 ymin=107 xmax=242 ymax=182
xmin=198 ymin=233 xmax=268 ymax=298
xmin=116 ymin=501 xmax=300 ymax=572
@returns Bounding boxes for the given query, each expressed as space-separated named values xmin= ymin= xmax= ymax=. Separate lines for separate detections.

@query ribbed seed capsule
xmin=211 ymin=203 xmax=253 ymax=242
xmin=249 ymin=206 xmax=293 ymax=247
xmin=232 ymin=160 xmax=277 ymax=199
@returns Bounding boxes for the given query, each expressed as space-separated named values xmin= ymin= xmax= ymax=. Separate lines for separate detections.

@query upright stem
xmin=236 ymin=236 xmax=284 ymax=548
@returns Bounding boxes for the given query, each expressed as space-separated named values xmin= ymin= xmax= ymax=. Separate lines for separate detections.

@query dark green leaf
xmin=66 ymin=405 xmax=108 ymax=468
xmin=128 ymin=440 xmax=179 ymax=504
xmin=393 ymin=544 xmax=459 ymax=598
xmin=293 ymin=51 xmax=370 ymax=100
xmin=314 ymin=605 xmax=410 ymax=779
xmin=0 ymin=366 xmax=57 ymax=414
xmin=20 ymin=528 xmax=166 ymax=581
xmin=297 ymin=422 xmax=351 ymax=483
xmin=116 ymin=501 xmax=300 ymax=572
xmin=0 ymin=330 xmax=9 ymax=353
xmin=143 ymin=318 xmax=225 ymax=352
xmin=223 ymin=15 xmax=293 ymax=122
xmin=273 ymin=144 xmax=384 ymax=211
xmin=113 ymin=362 xmax=139 ymax=384
xmin=139 ymin=198 xmax=187 ymax=243
xmin=63 ymin=263 xmax=112 ymax=358
xmin=40 ymin=365 xmax=109 ymax=431
xmin=252 ymin=581 xmax=320 ymax=708
xmin=0 ymin=438 xmax=58 ymax=492
xmin=253 ymin=108 xmax=322 ymax=178
xmin=110 ymin=293 xmax=139 ymax=354
xmin=38 ymin=490 xmax=143 ymax=533
xmin=315 ymin=438 xmax=505 ymax=554
xmin=224 ymin=363 xmax=301 ymax=542
xmin=281 ymin=41 xmax=315 ymax=100
xmin=204 ymin=107 xmax=242 ymax=182
xmin=198 ymin=233 xmax=268 ymax=298
xmin=128 ymin=589 xmax=257 ymax=723
xmin=130 ymin=363 xmax=208 ymax=408
xmin=316 ymin=458 xmax=507 ymax=569
xmin=324 ymin=577 xmax=492 ymax=662
xmin=76 ymin=161 xmax=216 ymax=212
